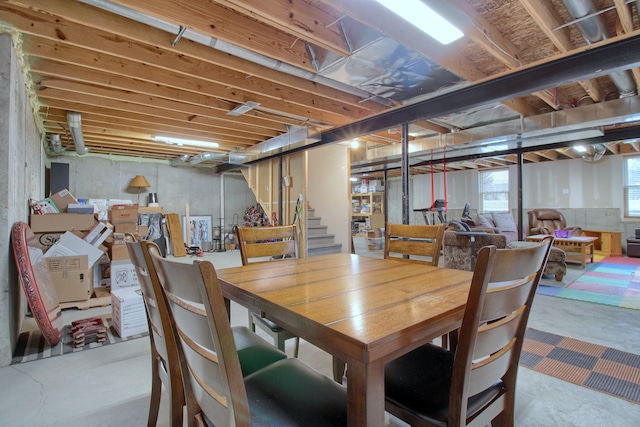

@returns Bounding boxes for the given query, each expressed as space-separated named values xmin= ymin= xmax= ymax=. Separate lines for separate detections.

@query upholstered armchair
xmin=527 ymin=209 xmax=582 ymax=236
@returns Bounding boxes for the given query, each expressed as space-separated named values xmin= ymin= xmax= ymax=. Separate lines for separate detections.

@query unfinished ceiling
xmin=1 ymin=0 xmax=640 ymax=173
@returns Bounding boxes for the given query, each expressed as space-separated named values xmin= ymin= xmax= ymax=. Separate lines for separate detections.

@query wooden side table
xmin=581 ymin=230 xmax=622 ymax=257
xmin=526 ymin=234 xmax=597 ymax=268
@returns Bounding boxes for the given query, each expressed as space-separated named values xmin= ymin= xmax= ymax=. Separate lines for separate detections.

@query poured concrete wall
xmin=0 ymin=34 xmax=45 ymax=367
xmin=47 ymin=156 xmax=258 ymax=240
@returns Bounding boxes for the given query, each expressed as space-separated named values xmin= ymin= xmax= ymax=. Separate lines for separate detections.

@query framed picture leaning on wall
xmin=182 ymin=215 xmax=212 ymax=248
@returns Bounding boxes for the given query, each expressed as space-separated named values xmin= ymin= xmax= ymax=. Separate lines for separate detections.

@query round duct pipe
xmin=562 ymin=0 xmax=636 ymax=97
xmin=66 ymin=111 xmax=88 ymax=155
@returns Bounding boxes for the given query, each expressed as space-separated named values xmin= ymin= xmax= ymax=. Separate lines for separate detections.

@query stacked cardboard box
xmin=109 ymin=205 xmax=139 ymax=235
xmin=111 ymin=288 xmax=147 ymax=337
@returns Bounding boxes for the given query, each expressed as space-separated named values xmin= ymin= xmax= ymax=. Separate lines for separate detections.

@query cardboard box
xmin=44 ymin=231 xmax=107 ymax=268
xmin=45 ymin=255 xmax=93 ymax=303
xmin=93 ymin=254 xmax=111 ymax=288
xmin=109 ymin=205 xmax=138 ymax=224
xmin=67 ymin=204 xmax=95 ymax=214
xmin=110 ymin=243 xmax=131 ymax=261
xmin=29 ymin=213 xmax=95 ymax=233
xmin=114 ymin=223 xmax=138 ymax=234
xmin=111 ymin=288 xmax=148 ymax=338
xmin=33 ymin=232 xmax=64 ymax=252
xmin=110 ymin=259 xmax=139 ymax=291
xmin=84 ymin=222 xmax=113 ymax=247
xmin=50 ymin=189 xmax=78 ymax=213
xmin=138 ymin=206 xmax=164 ymax=214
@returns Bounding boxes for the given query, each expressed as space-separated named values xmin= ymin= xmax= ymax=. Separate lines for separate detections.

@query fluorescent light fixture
xmin=350 ymin=177 xmax=358 ymax=182
xmin=375 ymin=0 xmax=463 ymax=45
xmin=573 ymin=145 xmax=587 ymax=152
xmin=153 ymin=136 xmax=219 ymax=149
xmin=227 ymin=101 xmax=260 ymax=117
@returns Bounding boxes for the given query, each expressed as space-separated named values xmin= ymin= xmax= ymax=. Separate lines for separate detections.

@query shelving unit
xmin=351 ymin=192 xmax=385 ymax=236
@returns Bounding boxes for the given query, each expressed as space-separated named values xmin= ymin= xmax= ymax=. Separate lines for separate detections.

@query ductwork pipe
xmin=49 ymin=134 xmax=63 ymax=153
xmin=81 ymin=0 xmax=394 ymax=108
xmin=66 ymin=111 xmax=88 ymax=155
xmin=562 ymin=0 xmax=636 ymax=97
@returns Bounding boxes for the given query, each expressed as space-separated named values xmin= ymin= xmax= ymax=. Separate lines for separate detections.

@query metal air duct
xmin=170 ymin=154 xmax=190 ymax=166
xmin=562 ymin=0 xmax=636 ymax=97
xmin=49 ymin=134 xmax=63 ymax=154
xmin=189 ymin=152 xmax=216 ymax=165
xmin=66 ymin=111 xmax=88 ymax=155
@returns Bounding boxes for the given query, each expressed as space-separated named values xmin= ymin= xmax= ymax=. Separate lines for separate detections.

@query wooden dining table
xmin=216 ymin=253 xmax=474 ymax=427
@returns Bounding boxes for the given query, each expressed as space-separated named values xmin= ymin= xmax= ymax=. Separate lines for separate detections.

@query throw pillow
xmin=491 ymin=212 xmax=517 ymax=232
xmin=472 ymin=214 xmax=494 ymax=228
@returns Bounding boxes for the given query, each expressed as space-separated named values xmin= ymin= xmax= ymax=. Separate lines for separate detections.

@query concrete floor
xmin=1 ymin=239 xmax=640 ymax=426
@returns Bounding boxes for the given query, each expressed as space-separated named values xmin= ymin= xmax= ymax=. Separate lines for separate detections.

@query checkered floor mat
xmin=521 ymin=328 xmax=640 ymax=404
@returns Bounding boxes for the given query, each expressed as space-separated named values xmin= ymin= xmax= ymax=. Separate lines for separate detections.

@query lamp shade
xmin=129 ymin=175 xmax=150 ymax=188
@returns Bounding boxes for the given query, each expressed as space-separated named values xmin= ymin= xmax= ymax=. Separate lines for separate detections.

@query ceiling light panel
xmin=153 ymin=136 xmax=219 ymax=149
xmin=374 ymin=0 xmax=463 ymax=45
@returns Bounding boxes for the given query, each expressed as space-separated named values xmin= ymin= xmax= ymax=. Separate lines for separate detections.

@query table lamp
xmin=129 ymin=175 xmax=150 ymax=205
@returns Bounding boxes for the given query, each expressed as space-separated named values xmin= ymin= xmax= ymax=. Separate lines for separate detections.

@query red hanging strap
xmin=442 ymin=146 xmax=447 ymax=212
xmin=430 ymin=149 xmax=435 ymax=212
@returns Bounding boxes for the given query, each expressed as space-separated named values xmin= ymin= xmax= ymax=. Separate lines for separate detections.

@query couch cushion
xmin=472 ymin=214 xmax=494 ymax=228
xmin=491 ymin=212 xmax=517 ymax=233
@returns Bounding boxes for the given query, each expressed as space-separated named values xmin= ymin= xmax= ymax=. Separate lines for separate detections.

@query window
xmin=624 ymin=156 xmax=640 ymax=217
xmin=480 ymin=169 xmax=509 ymax=212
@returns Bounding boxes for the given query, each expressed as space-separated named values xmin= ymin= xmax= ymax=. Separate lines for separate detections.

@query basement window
xmin=480 ymin=169 xmax=509 ymax=213
xmin=624 ymin=155 xmax=640 ymax=217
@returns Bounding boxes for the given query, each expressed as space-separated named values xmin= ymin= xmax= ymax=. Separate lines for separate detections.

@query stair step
xmin=308 ymin=225 xmax=328 ymax=235
xmin=308 ymin=242 xmax=342 ymax=257
xmin=308 ymin=233 xmax=336 ymax=244
xmin=307 ymin=216 xmax=322 ymax=227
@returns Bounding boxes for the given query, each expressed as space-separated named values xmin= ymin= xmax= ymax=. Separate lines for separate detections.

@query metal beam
xmin=217 ymin=32 xmax=640 ymax=172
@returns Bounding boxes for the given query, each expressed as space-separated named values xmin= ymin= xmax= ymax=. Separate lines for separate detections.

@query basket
xmin=554 ymin=229 xmax=572 ymax=238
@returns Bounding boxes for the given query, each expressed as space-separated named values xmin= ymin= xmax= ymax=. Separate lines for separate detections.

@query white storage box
xmin=111 ymin=288 xmax=148 ymax=338
xmin=110 ymin=260 xmax=140 ymax=291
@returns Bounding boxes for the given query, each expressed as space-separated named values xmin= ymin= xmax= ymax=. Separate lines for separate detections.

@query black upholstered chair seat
xmin=232 ymin=326 xmax=288 ymax=376
xmin=201 ymin=358 xmax=348 ymax=427
xmin=385 ymin=343 xmax=504 ymax=426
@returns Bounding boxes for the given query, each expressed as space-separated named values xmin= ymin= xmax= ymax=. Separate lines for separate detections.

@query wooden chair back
xmin=125 ymin=238 xmax=184 ymax=427
xmin=148 ymin=245 xmax=250 ymax=427
xmin=384 ymin=223 xmax=445 ymax=266
xmin=236 ymin=225 xmax=298 ymax=265
xmin=451 ymin=236 xmax=553 ymax=426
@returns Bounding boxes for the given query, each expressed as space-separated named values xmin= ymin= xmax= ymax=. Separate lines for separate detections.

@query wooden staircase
xmin=307 ymin=208 xmax=342 ymax=257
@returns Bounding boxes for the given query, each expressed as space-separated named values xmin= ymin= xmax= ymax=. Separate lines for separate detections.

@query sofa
xmin=461 ymin=211 xmax=518 ymax=243
xmin=527 ymin=208 xmax=582 ymax=237
xmin=443 ymin=230 xmax=507 ymax=271
xmin=444 ymin=222 xmax=567 ymax=281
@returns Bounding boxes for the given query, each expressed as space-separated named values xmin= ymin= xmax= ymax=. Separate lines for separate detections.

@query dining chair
xmin=126 ymin=239 xmax=288 ymax=426
xmin=236 ymin=225 xmax=300 ymax=357
xmin=384 ymin=236 xmax=553 ymax=427
xmin=148 ymin=246 xmax=348 ymax=427
xmin=334 ymin=223 xmax=448 ymax=383
xmin=384 ymin=223 xmax=446 ymax=266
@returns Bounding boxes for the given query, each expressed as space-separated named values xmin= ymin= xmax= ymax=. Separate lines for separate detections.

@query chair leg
xmin=147 ymin=357 xmax=162 ymax=427
xmin=332 ymin=357 xmax=346 ymax=384
xmin=293 ymin=337 xmax=300 ymax=358
xmin=248 ymin=311 xmax=256 ymax=332
xmin=275 ymin=333 xmax=287 ymax=353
